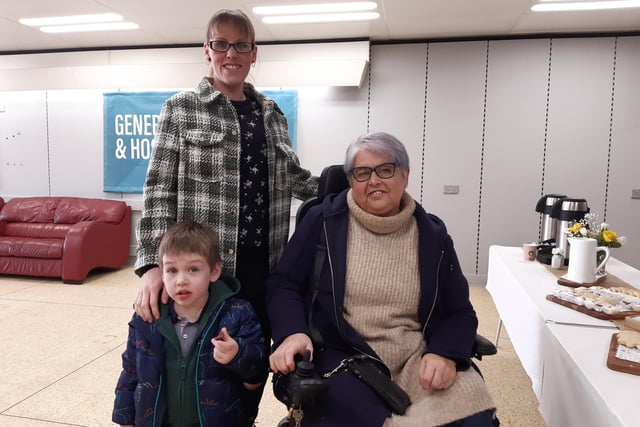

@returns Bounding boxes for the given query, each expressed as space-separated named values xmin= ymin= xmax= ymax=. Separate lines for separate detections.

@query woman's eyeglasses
xmin=350 ymin=162 xmax=397 ymax=182
xmin=208 ymin=40 xmax=255 ymax=53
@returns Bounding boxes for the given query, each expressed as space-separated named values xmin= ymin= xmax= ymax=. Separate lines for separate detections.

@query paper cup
xmin=522 ymin=243 xmax=538 ymax=261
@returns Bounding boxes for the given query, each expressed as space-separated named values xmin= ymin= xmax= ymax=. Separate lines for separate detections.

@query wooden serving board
xmin=546 ymin=294 xmax=640 ymax=321
xmin=545 ymin=265 xmax=636 ymax=290
xmin=557 ymin=274 xmax=607 ymax=288
xmin=607 ymin=334 xmax=640 ymax=376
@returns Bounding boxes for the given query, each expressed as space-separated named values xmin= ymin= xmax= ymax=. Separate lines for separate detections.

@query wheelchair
xmin=275 ymin=165 xmax=498 ymax=427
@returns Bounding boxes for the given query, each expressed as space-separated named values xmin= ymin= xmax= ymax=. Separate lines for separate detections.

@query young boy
xmin=113 ymin=221 xmax=269 ymax=426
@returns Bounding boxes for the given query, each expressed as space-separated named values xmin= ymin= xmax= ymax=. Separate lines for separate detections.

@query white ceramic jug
xmin=566 ymin=237 xmax=610 ymax=284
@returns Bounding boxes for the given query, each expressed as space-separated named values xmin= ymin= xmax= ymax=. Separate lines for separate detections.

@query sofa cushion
xmin=0 ymin=197 xmax=59 ymax=223
xmin=54 ymin=197 xmax=126 ymax=224
xmin=4 ymin=222 xmax=73 ymax=239
xmin=0 ymin=237 xmax=63 ymax=259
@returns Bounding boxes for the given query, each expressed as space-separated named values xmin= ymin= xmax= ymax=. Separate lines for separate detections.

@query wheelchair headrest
xmin=318 ymin=165 xmax=349 ymax=199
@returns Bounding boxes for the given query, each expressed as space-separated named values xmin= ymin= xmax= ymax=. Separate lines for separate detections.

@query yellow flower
xmin=568 ymin=223 xmax=583 ymax=234
xmin=602 ymin=229 xmax=618 ymax=243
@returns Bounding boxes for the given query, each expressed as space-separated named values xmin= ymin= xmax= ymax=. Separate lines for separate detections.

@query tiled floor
xmin=0 ymin=266 xmax=137 ymax=426
xmin=0 ymin=262 xmax=544 ymax=426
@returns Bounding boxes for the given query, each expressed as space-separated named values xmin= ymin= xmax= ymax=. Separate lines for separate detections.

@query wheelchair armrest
xmin=472 ymin=333 xmax=497 ymax=360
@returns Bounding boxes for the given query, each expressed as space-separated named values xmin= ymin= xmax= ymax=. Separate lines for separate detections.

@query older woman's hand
xmin=269 ymin=333 xmax=313 ymax=374
xmin=419 ymin=353 xmax=457 ymax=390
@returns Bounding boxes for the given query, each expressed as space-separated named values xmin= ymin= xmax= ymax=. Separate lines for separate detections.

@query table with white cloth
xmin=485 ymin=245 xmax=640 ymax=427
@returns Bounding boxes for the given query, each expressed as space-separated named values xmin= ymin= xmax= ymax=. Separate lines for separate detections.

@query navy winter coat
xmin=266 ymin=190 xmax=478 ymax=426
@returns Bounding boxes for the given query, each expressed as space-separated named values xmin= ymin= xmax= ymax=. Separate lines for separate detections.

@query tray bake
xmin=607 ymin=333 xmax=640 ymax=376
xmin=547 ymin=286 xmax=640 ymax=321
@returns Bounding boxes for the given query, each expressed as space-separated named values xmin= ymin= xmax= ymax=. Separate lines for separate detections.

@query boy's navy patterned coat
xmin=112 ymin=275 xmax=269 ymax=426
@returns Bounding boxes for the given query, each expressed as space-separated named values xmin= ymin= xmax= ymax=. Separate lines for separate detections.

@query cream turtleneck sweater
xmin=345 ymin=190 xmax=422 ymax=375
xmin=344 ymin=190 xmax=495 ymax=427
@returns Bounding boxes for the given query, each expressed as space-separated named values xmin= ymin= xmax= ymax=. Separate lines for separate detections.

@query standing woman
xmin=133 ymin=9 xmax=317 ymax=426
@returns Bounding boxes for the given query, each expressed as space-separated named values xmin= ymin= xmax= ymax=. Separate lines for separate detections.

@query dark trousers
xmin=236 ymin=245 xmax=271 ymax=426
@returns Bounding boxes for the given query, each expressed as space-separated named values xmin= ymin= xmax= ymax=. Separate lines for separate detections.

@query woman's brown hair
xmin=205 ymin=9 xmax=256 ymax=43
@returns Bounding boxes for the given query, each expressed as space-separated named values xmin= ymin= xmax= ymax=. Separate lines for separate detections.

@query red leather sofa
xmin=0 ymin=196 xmax=131 ymax=284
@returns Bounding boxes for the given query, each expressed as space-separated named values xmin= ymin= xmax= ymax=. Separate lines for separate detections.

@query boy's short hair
xmin=158 ymin=221 xmax=221 ymax=269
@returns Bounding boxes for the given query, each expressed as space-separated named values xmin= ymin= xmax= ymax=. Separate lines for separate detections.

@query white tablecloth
xmin=485 ymin=245 xmax=640 ymax=427
xmin=541 ymin=323 xmax=639 ymax=427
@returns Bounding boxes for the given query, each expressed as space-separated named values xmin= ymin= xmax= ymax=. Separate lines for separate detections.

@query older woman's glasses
xmin=350 ymin=162 xmax=397 ymax=182
xmin=208 ymin=40 xmax=255 ymax=53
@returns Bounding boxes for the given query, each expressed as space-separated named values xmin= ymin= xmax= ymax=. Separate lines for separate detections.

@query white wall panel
xmin=369 ymin=44 xmax=428 ymax=199
xmin=544 ymin=38 xmax=616 ymax=218
xmin=295 ymin=86 xmax=369 ymax=175
xmin=0 ymin=91 xmax=49 ymax=196
xmin=478 ymin=39 xmax=552 ymax=279
xmin=47 ymin=90 xmax=107 ymax=197
xmin=422 ymin=41 xmax=488 ymax=278
xmin=604 ymin=36 xmax=640 ymax=266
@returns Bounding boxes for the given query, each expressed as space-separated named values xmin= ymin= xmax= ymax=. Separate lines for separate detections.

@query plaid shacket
xmin=135 ymin=77 xmax=318 ymax=274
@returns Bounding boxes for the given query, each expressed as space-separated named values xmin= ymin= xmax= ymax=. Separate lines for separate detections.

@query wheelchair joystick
xmin=288 ymin=350 xmax=328 ymax=408
xmin=294 ymin=350 xmax=314 ymax=376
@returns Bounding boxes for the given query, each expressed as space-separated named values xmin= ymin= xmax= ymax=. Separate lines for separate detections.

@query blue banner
xmin=103 ymin=90 xmax=298 ymax=193
xmin=103 ymin=91 xmax=176 ymax=193
xmin=263 ymin=90 xmax=298 ymax=150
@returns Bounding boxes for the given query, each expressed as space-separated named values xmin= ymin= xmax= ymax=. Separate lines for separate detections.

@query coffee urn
xmin=550 ymin=198 xmax=590 ymax=262
xmin=535 ymin=194 xmax=567 ymax=243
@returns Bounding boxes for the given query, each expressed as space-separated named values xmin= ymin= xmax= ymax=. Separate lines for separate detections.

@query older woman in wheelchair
xmin=266 ymin=131 xmax=498 ymax=427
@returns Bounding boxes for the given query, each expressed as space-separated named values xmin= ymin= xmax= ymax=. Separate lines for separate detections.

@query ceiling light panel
xmin=532 ymin=0 xmax=640 ymax=11
xmin=19 ymin=13 xmax=124 ymax=27
xmin=262 ymin=12 xmax=380 ymax=24
xmin=40 ymin=22 xmax=139 ymax=33
xmin=253 ymin=2 xmax=378 ymax=15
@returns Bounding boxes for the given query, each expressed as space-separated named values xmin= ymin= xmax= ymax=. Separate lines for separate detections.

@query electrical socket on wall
xmin=632 ymin=189 xmax=640 ymax=200
xmin=444 ymin=185 xmax=459 ymax=195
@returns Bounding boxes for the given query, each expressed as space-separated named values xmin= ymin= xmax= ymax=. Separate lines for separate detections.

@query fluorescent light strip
xmin=40 ymin=22 xmax=139 ymax=33
xmin=254 ymin=2 xmax=377 ymax=15
xmin=532 ymin=0 xmax=640 ymax=11
xmin=19 ymin=13 xmax=123 ymax=26
xmin=262 ymin=12 xmax=379 ymax=24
